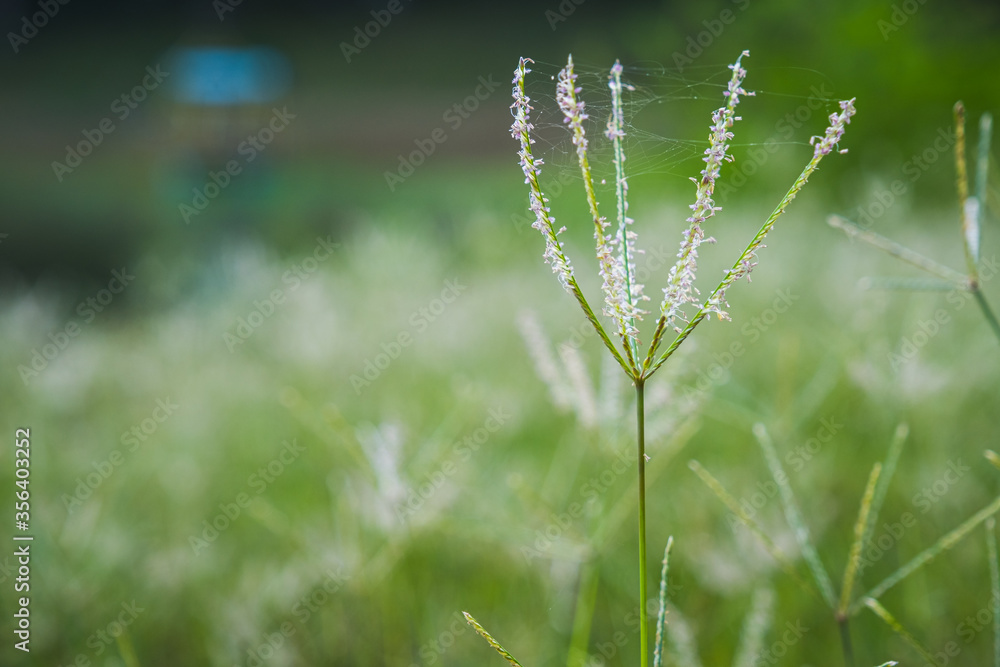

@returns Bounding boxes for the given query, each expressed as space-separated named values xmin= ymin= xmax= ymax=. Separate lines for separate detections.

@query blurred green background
xmin=1 ymin=0 xmax=999 ymax=665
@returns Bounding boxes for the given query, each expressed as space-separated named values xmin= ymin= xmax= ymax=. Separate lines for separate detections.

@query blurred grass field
xmin=2 ymin=2 xmax=1000 ymax=666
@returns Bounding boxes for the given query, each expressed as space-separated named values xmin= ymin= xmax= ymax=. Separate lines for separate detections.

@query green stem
xmin=636 ymin=379 xmax=648 ymax=667
xmin=972 ymin=287 xmax=1000 ymax=345
xmin=837 ymin=615 xmax=855 ymax=667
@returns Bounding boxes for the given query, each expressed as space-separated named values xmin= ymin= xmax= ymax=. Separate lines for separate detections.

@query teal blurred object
xmin=165 ymin=46 xmax=292 ymax=107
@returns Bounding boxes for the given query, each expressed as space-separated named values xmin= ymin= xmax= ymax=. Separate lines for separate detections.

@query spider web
xmin=517 ymin=58 xmax=842 ymax=195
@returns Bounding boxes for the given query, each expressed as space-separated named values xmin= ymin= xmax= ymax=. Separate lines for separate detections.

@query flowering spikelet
xmin=606 ymin=60 xmax=647 ymax=346
xmin=660 ymin=50 xmax=752 ymax=331
xmin=704 ymin=98 xmax=857 ymax=320
xmin=556 ymin=56 xmax=640 ymax=351
xmin=511 ymin=57 xmax=576 ymax=293
xmin=810 ymin=98 xmax=857 ymax=158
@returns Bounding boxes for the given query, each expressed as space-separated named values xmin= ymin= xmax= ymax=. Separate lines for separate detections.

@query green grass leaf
xmin=464 ymin=612 xmax=527 ymax=667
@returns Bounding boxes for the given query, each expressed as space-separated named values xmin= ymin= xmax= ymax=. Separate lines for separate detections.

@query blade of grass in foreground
xmin=972 ymin=112 xmax=992 ymax=263
xmin=863 ymin=598 xmax=935 ymax=664
xmin=839 ymin=463 xmax=881 ymax=617
xmin=851 ymin=492 xmax=1000 ymax=615
xmin=566 ymin=563 xmax=600 ymax=667
xmin=653 ymin=537 xmax=674 ymax=667
xmin=987 ymin=518 xmax=1000 ymax=667
xmin=955 ymin=102 xmax=978 ymax=277
xmin=731 ymin=586 xmax=775 ymax=667
xmin=754 ymin=423 xmax=836 ymax=608
xmin=826 ymin=215 xmax=969 ymax=286
xmin=858 ymin=276 xmax=962 ymax=291
xmin=688 ymin=460 xmax=818 ymax=600
xmin=464 ymin=612 xmax=526 ymax=667
xmin=115 ymin=633 xmax=141 ymax=667
xmin=862 ymin=424 xmax=909 ymax=554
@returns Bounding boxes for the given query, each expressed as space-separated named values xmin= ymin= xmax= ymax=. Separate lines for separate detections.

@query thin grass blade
xmin=852 ymin=492 xmax=1000 ymax=615
xmin=115 ymin=633 xmax=141 ymax=667
xmin=861 ymin=425 xmax=909 ymax=564
xmin=974 ymin=112 xmax=993 ymax=266
xmin=607 ymin=61 xmax=642 ymax=362
xmin=567 ymin=564 xmax=601 ymax=667
xmin=972 ymin=289 xmax=1000 ymax=345
xmin=731 ymin=586 xmax=775 ymax=667
xmin=464 ymin=612 xmax=527 ymax=667
xmin=863 ymin=598 xmax=935 ymax=664
xmin=955 ymin=102 xmax=979 ymax=278
xmin=753 ymin=423 xmax=836 ymax=608
xmin=839 ymin=463 xmax=881 ymax=616
xmin=858 ymin=276 xmax=964 ymax=291
xmin=986 ymin=449 xmax=1000 ymax=471
xmin=827 ymin=215 xmax=969 ymax=286
xmin=988 ymin=518 xmax=1000 ymax=667
xmin=281 ymin=389 xmax=376 ymax=481
xmin=688 ymin=460 xmax=818 ymax=600
xmin=654 ymin=537 xmax=675 ymax=667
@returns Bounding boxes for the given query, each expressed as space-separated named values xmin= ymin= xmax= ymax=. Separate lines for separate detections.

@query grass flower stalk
xmin=474 ymin=50 xmax=855 ymax=667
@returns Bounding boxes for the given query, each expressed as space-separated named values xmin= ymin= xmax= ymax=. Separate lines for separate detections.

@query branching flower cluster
xmin=511 ymin=51 xmax=856 ymax=383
